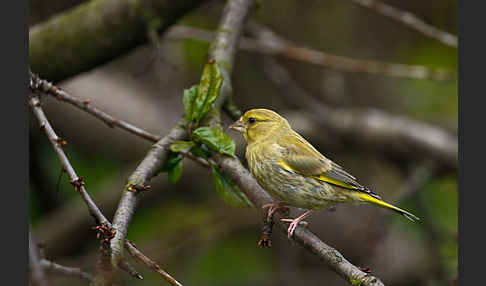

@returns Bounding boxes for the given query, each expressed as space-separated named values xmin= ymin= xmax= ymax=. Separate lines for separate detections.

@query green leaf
xmin=168 ymin=159 xmax=183 ymax=183
xmin=183 ymin=85 xmax=198 ymax=123
xmin=161 ymin=152 xmax=183 ymax=183
xmin=161 ymin=152 xmax=182 ymax=172
xmin=169 ymin=140 xmax=196 ymax=153
xmin=211 ymin=166 xmax=252 ymax=207
xmin=190 ymin=145 xmax=211 ymax=159
xmin=192 ymin=127 xmax=235 ymax=157
xmin=193 ymin=62 xmax=223 ymax=123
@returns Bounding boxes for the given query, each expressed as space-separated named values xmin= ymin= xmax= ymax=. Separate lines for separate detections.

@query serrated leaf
xmin=193 ymin=62 xmax=223 ymax=123
xmin=183 ymin=85 xmax=198 ymax=122
xmin=211 ymin=166 xmax=252 ymax=207
xmin=168 ymin=159 xmax=183 ymax=183
xmin=169 ymin=140 xmax=196 ymax=153
xmin=192 ymin=127 xmax=235 ymax=157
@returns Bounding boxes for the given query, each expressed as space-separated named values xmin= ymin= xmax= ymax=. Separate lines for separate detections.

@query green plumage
xmin=230 ymin=108 xmax=419 ymax=222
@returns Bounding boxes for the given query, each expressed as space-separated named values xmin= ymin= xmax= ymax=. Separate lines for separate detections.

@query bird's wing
xmin=277 ymin=133 xmax=381 ymax=198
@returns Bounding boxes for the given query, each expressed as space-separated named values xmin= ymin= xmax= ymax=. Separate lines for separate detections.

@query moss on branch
xmin=29 ymin=0 xmax=206 ymax=82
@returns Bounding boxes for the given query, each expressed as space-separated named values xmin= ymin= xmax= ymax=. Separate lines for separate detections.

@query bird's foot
xmin=262 ymin=202 xmax=289 ymax=222
xmin=280 ymin=210 xmax=312 ymax=239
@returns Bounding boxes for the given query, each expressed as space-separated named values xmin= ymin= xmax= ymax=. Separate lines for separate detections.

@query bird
xmin=229 ymin=108 xmax=419 ymax=239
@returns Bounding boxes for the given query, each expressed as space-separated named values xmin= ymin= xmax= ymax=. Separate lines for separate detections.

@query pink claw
xmin=280 ymin=210 xmax=312 ymax=239
xmin=262 ymin=202 xmax=289 ymax=222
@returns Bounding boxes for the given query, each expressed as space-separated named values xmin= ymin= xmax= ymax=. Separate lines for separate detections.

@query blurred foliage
xmin=421 ymin=176 xmax=458 ymax=275
xmin=397 ymin=42 xmax=458 ymax=128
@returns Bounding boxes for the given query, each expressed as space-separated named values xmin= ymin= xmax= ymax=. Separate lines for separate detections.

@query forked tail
xmin=358 ymin=193 xmax=420 ymax=222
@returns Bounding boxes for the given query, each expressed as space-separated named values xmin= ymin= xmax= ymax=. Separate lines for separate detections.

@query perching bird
xmin=229 ymin=108 xmax=419 ymax=238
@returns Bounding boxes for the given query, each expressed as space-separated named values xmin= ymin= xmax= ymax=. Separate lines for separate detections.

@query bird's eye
xmin=248 ymin=117 xmax=256 ymax=124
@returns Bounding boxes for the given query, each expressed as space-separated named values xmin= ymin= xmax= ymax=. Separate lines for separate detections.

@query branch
xmin=349 ymin=0 xmax=457 ymax=47
xmin=249 ymin=22 xmax=454 ymax=81
xmin=29 ymin=0 xmax=207 ymax=82
xmin=107 ymin=120 xmax=187 ymax=279
xmin=29 ymin=229 xmax=48 ymax=286
xmin=29 ymin=95 xmax=109 ymax=225
xmin=40 ymin=259 xmax=93 ymax=282
xmin=125 ymin=241 xmax=183 ymax=286
xmin=30 ymin=70 xmax=160 ymax=143
xmin=212 ymin=155 xmax=384 ymax=286
xmin=164 ymin=25 xmax=453 ymax=81
xmin=258 ymin=55 xmax=457 ymax=170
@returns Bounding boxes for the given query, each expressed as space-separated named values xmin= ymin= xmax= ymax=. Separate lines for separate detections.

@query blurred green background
xmin=29 ymin=0 xmax=457 ymax=285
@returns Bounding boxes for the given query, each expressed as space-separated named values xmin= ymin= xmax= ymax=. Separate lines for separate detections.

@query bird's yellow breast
xmin=245 ymin=142 xmax=352 ymax=210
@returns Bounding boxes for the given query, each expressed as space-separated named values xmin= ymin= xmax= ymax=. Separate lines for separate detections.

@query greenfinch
xmin=229 ymin=109 xmax=419 ymax=238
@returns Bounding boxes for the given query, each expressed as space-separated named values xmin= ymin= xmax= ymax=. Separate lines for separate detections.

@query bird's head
xmin=229 ymin=109 xmax=290 ymax=144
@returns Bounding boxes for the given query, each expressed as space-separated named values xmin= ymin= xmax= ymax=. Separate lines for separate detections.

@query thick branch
xmin=164 ymin=25 xmax=453 ymax=81
xmin=349 ymin=0 xmax=457 ymax=47
xmin=259 ymin=56 xmax=457 ymax=170
xmin=213 ymin=155 xmax=384 ymax=286
xmin=108 ymin=119 xmax=187 ymax=276
xmin=29 ymin=0 xmax=207 ymax=82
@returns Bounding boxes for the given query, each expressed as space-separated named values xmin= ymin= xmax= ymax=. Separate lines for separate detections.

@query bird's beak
xmin=229 ymin=119 xmax=246 ymax=133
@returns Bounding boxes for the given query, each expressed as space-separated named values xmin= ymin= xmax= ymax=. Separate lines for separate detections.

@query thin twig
xmin=40 ymin=259 xmax=93 ymax=282
xmin=125 ymin=241 xmax=184 ymax=286
xmin=29 ymin=229 xmax=48 ymax=286
xmin=29 ymin=70 xmax=161 ymax=143
xmin=349 ymin=0 xmax=457 ymax=47
xmin=164 ymin=25 xmax=453 ymax=81
xmin=248 ymin=22 xmax=454 ymax=81
xmin=29 ymin=95 xmax=109 ymax=225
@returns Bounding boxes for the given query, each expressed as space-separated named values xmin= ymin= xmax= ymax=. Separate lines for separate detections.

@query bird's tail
xmin=358 ymin=193 xmax=420 ymax=222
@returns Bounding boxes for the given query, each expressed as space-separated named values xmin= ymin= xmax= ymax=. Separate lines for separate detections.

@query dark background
xmin=29 ymin=0 xmax=457 ymax=285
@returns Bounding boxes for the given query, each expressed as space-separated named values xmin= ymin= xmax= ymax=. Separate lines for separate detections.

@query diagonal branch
xmin=29 ymin=95 xmax=110 ymax=225
xmin=125 ymin=241 xmax=183 ymax=286
xmin=29 ymin=228 xmax=48 ymax=286
xmin=107 ymin=119 xmax=187 ymax=281
xmin=29 ymin=70 xmax=161 ymax=142
xmin=164 ymin=24 xmax=453 ymax=81
xmin=213 ymin=155 xmax=385 ymax=286
xmin=349 ymin=0 xmax=457 ymax=47
xmin=40 ymin=259 xmax=93 ymax=282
